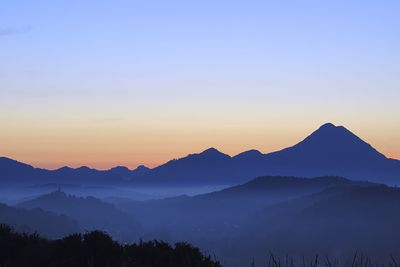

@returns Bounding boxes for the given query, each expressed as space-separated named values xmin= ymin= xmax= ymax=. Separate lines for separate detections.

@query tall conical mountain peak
xmin=276 ymin=123 xmax=386 ymax=162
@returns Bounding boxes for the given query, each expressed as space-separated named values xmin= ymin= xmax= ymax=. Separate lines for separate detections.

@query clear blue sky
xmin=1 ymin=0 xmax=399 ymax=169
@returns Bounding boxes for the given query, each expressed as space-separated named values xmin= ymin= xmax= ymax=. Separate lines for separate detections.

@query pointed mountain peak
xmin=134 ymin=165 xmax=150 ymax=171
xmin=77 ymin=166 xmax=92 ymax=171
xmin=181 ymin=147 xmax=231 ymax=160
xmin=319 ymin=122 xmax=336 ymax=129
xmin=201 ymin=147 xmax=221 ymax=154
xmin=310 ymin=123 xmax=357 ymax=140
xmin=198 ymin=147 xmax=230 ymax=158
xmin=316 ymin=122 xmax=348 ymax=132
xmin=278 ymin=123 xmax=387 ymax=162
xmin=131 ymin=165 xmax=151 ymax=177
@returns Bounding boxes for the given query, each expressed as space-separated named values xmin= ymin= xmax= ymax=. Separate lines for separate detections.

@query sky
xmin=0 ymin=0 xmax=399 ymax=170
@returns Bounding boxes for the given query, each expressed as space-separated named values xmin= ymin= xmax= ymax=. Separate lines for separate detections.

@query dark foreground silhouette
xmin=1 ymin=225 xmax=399 ymax=267
xmin=0 ymin=224 xmax=222 ymax=267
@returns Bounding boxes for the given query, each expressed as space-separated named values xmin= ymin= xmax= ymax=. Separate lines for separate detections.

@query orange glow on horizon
xmin=387 ymin=154 xmax=400 ymax=160
xmin=1 ymin=120 xmax=398 ymax=171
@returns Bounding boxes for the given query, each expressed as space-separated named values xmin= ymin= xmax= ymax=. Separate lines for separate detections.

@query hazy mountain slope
xmin=17 ymin=190 xmax=141 ymax=242
xmin=116 ymin=176 xmax=367 ymax=234
xmin=4 ymin=174 xmax=400 ymax=264
xmin=0 ymin=203 xmax=79 ymax=238
xmin=237 ymin=184 xmax=400 ymax=262
xmin=115 ymin=175 xmax=396 ymax=264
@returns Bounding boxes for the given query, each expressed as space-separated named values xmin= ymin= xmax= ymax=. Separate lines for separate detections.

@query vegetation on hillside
xmin=0 ymin=224 xmax=221 ymax=267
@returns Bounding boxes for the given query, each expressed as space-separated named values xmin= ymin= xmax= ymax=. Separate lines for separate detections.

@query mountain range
xmin=108 ymin=175 xmax=399 ymax=264
xmin=3 ymin=175 xmax=400 ymax=264
xmin=1 ymin=123 xmax=399 ymax=186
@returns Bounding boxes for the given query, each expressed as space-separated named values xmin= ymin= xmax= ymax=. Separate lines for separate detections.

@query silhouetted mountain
xmin=53 ymin=166 xmax=102 ymax=182
xmin=272 ymin=123 xmax=386 ymax=162
xmin=0 ymin=157 xmax=151 ymax=186
xmin=102 ymin=165 xmax=151 ymax=183
xmin=17 ymin=190 xmax=141 ymax=242
xmin=0 ymin=157 xmax=50 ymax=185
xmin=136 ymin=147 xmax=232 ymax=185
xmin=233 ymin=149 xmax=263 ymax=160
xmin=103 ymin=166 xmax=133 ymax=182
xmin=109 ymin=166 xmax=131 ymax=174
xmin=133 ymin=123 xmax=400 ymax=185
xmin=0 ymin=157 xmax=35 ymax=173
xmin=261 ymin=123 xmax=393 ymax=177
xmin=1 ymin=123 xmax=399 ymax=186
xmin=132 ymin=165 xmax=151 ymax=176
xmin=0 ymin=202 xmax=79 ymax=238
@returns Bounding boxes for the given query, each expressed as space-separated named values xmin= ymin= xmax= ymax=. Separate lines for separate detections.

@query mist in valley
xmin=1 ymin=124 xmax=400 ymax=266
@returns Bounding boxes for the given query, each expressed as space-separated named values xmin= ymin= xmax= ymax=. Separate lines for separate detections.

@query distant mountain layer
xmin=0 ymin=157 xmax=151 ymax=185
xmin=1 ymin=123 xmax=399 ymax=185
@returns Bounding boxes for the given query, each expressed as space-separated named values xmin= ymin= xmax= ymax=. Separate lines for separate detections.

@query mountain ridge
xmin=1 ymin=123 xmax=399 ymax=186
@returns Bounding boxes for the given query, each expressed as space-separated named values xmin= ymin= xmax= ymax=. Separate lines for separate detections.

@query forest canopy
xmin=0 ymin=224 xmax=222 ymax=267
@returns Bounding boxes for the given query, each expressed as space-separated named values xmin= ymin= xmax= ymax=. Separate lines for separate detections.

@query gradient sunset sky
xmin=1 ymin=0 xmax=399 ymax=169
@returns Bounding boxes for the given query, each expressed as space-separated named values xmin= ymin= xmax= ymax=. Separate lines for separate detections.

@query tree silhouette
xmin=0 ymin=224 xmax=222 ymax=267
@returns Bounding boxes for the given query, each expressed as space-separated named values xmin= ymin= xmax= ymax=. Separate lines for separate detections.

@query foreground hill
xmin=1 ymin=123 xmax=399 ymax=187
